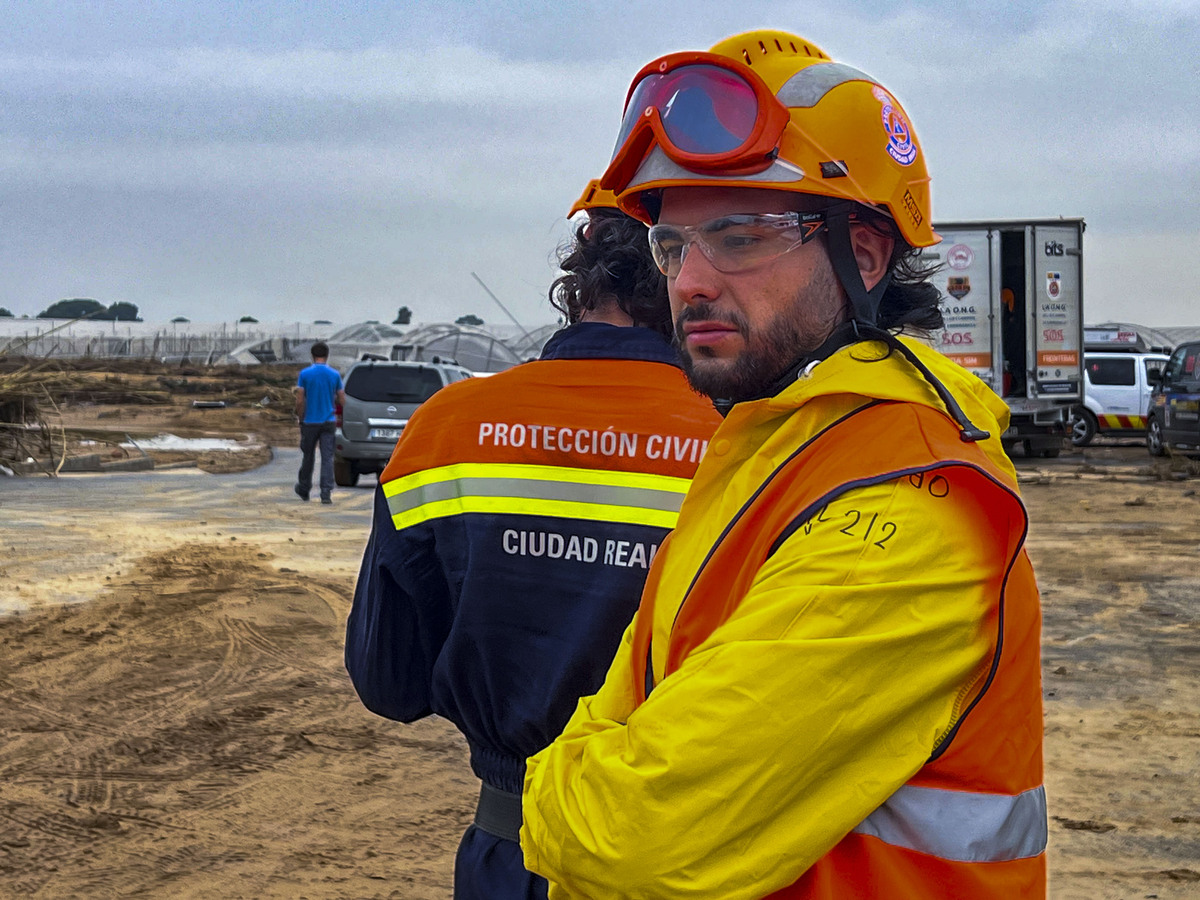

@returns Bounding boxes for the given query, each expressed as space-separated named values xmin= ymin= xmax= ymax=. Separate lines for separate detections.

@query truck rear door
xmin=926 ymin=226 xmax=997 ymax=392
xmin=1031 ymin=223 xmax=1083 ymax=401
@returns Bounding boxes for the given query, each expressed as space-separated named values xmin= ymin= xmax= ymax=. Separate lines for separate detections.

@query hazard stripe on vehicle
xmin=382 ymin=462 xmax=692 ymax=530
xmin=1099 ymin=414 xmax=1146 ymax=430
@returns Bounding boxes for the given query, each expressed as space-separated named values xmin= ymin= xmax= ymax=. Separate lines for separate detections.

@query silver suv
xmin=333 ymin=359 xmax=473 ymax=486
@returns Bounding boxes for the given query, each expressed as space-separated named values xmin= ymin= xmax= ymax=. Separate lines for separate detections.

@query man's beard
xmin=674 ymin=265 xmax=844 ymax=403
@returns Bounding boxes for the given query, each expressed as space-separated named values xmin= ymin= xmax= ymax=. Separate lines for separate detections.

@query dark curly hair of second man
xmin=549 ymin=209 xmax=672 ymax=338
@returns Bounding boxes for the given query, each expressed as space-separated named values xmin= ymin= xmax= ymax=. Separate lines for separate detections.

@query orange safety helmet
xmin=567 ymin=178 xmax=620 ymax=217
xmin=602 ymin=30 xmax=938 ymax=250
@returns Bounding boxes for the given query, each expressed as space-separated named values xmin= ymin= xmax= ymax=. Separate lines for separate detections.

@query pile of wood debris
xmin=0 ymin=361 xmax=83 ymax=474
xmin=0 ymin=357 xmax=300 ymax=474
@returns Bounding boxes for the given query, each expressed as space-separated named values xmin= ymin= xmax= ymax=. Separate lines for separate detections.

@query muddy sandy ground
xmin=0 ymin=433 xmax=1197 ymax=899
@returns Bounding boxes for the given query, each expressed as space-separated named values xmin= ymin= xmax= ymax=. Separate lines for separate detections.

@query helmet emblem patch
xmin=873 ymin=86 xmax=916 ymax=166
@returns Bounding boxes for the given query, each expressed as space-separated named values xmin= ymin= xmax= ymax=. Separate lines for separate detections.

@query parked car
xmin=1069 ymin=350 xmax=1169 ymax=446
xmin=1147 ymin=340 xmax=1200 ymax=457
xmin=333 ymin=359 xmax=473 ymax=486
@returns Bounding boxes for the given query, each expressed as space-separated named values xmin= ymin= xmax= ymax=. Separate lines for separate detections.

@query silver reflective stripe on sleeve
xmin=776 ymin=62 xmax=877 ymax=109
xmin=851 ymin=784 xmax=1047 ymax=862
xmin=388 ymin=474 xmax=686 ymax=517
xmin=382 ymin=463 xmax=693 ymax=530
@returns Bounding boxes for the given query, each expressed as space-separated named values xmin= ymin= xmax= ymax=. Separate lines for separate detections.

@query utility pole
xmin=470 ymin=272 xmax=532 ymax=342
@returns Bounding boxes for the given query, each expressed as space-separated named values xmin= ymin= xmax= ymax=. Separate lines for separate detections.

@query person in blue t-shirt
xmin=294 ymin=341 xmax=345 ymax=504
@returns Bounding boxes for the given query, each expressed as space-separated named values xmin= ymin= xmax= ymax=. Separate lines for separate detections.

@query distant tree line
xmin=37 ymin=298 xmax=142 ymax=321
xmin=4 ymin=299 xmax=479 ymax=325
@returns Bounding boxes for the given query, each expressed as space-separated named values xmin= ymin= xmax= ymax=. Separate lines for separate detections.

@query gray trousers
xmin=298 ymin=422 xmax=336 ymax=499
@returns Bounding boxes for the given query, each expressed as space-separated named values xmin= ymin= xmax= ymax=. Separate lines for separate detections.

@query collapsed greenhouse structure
xmin=0 ymin=318 xmax=563 ymax=374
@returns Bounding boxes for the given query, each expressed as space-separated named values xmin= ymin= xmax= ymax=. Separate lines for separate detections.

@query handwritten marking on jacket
xmin=799 ymin=504 xmax=898 ymax=550
xmin=478 ymin=422 xmax=708 ymax=464
xmin=907 ymin=471 xmax=951 ymax=497
xmin=502 ymin=529 xmax=659 ymax=568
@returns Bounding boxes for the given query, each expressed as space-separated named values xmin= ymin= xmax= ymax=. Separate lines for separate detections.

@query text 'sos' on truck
xmin=924 ymin=218 xmax=1086 ymax=458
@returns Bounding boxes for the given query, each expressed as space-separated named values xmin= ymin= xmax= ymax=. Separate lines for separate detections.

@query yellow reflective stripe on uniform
xmin=852 ymin=783 xmax=1047 ymax=863
xmin=383 ymin=463 xmax=693 ymax=530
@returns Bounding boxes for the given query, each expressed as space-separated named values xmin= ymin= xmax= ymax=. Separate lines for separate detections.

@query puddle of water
xmin=114 ymin=433 xmax=254 ymax=452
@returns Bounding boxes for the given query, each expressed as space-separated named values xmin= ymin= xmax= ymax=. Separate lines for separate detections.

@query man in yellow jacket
xmin=521 ymin=30 xmax=1046 ymax=899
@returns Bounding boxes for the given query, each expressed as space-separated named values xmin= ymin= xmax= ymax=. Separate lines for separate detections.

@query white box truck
xmin=921 ymin=218 xmax=1085 ymax=458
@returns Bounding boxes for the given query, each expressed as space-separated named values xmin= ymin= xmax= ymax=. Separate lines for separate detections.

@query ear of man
xmin=848 ymin=224 xmax=895 ymax=293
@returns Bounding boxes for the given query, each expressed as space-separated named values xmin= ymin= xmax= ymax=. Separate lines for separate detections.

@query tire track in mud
xmin=0 ymin=539 xmax=381 ymax=897
xmin=1027 ymin=479 xmax=1200 ymax=900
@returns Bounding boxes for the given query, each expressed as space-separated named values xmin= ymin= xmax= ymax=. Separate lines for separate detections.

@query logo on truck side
xmin=947 ymin=244 xmax=975 ymax=270
xmin=940 ymin=331 xmax=975 ymax=346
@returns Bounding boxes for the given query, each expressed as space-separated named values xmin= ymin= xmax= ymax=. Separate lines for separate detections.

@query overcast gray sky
xmin=2 ymin=0 xmax=1197 ymax=326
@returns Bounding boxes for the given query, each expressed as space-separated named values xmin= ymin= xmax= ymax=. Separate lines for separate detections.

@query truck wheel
xmin=1068 ymin=408 xmax=1097 ymax=447
xmin=334 ymin=457 xmax=360 ymax=487
xmin=1146 ymin=416 xmax=1166 ymax=457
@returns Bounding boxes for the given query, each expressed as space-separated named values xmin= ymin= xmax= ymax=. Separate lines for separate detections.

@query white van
xmin=1070 ymin=348 xmax=1169 ymax=446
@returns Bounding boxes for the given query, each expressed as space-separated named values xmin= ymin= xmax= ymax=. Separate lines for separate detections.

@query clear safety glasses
xmin=603 ymin=52 xmax=794 ymax=194
xmin=647 ymin=210 xmax=828 ymax=277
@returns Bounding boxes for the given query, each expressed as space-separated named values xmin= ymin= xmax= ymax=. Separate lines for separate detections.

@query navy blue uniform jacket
xmin=344 ymin=324 xmax=720 ymax=898
xmin=345 ymin=324 xmax=719 ymax=790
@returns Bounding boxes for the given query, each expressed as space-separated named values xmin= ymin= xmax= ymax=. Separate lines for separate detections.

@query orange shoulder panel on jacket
xmin=381 ymin=358 xmax=720 ymax=483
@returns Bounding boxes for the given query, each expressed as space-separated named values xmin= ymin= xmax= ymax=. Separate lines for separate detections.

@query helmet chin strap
xmin=823 ymin=203 xmax=891 ymax=328
xmin=712 ymin=206 xmax=990 ymax=443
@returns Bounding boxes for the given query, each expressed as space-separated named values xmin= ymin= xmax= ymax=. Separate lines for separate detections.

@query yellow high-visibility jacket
xmin=522 ymin=337 xmax=1044 ymax=899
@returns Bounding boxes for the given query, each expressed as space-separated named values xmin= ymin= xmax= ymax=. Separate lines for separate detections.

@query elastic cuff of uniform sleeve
xmin=520 ymin=757 xmax=544 ymax=873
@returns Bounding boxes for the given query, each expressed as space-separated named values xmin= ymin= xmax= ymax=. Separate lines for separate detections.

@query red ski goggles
xmin=602 ymin=52 xmax=794 ymax=194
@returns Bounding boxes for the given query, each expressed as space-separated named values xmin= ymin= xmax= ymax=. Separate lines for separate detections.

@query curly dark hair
xmin=876 ymin=246 xmax=944 ymax=333
xmin=549 ymin=209 xmax=672 ymax=338
xmin=856 ymin=209 xmax=944 ymax=334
